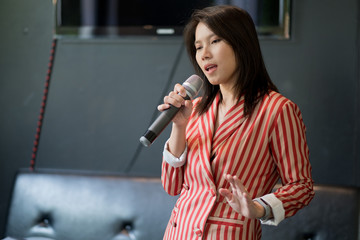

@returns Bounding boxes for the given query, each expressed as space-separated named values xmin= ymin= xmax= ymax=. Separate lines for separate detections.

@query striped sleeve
xmin=269 ymin=100 xmax=315 ymax=218
xmin=161 ymin=158 xmax=184 ymax=196
xmin=161 ymin=98 xmax=202 ymax=197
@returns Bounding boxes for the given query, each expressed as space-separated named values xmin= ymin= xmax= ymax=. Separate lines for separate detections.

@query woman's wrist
xmin=168 ymin=123 xmax=187 ymax=158
xmin=172 ymin=120 xmax=188 ymax=130
xmin=253 ymin=198 xmax=272 ymax=221
xmin=253 ymin=200 xmax=266 ymax=219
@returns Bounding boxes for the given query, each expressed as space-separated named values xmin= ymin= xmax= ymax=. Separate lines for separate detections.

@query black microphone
xmin=140 ymin=75 xmax=203 ymax=147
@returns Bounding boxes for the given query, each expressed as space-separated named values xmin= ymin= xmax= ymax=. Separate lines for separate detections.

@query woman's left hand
xmin=219 ymin=174 xmax=265 ymax=219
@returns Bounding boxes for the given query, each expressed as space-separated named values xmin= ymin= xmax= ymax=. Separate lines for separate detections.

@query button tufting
xmin=39 ymin=218 xmax=50 ymax=227
xmin=37 ymin=214 xmax=52 ymax=228
xmin=120 ymin=221 xmax=133 ymax=236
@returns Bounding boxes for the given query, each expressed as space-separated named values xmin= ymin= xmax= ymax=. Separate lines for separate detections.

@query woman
xmin=158 ymin=5 xmax=314 ymax=240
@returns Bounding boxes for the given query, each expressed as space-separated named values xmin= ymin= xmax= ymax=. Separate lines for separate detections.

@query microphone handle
xmin=140 ymin=95 xmax=190 ymax=147
xmin=150 ymin=104 xmax=179 ymax=134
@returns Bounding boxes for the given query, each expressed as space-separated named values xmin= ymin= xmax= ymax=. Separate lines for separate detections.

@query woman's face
xmin=194 ymin=22 xmax=238 ymax=89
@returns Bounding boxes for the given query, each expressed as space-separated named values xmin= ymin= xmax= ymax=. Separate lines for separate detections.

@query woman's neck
xmin=219 ymin=85 xmax=238 ymax=110
xmin=215 ymin=91 xmax=237 ymax=131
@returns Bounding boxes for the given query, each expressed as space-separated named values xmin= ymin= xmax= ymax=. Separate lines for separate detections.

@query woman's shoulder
xmin=265 ymin=91 xmax=297 ymax=107
xmin=262 ymin=91 xmax=302 ymax=115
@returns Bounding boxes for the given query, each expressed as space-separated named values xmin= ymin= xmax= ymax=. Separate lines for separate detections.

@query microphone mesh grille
xmin=183 ymin=75 xmax=203 ymax=99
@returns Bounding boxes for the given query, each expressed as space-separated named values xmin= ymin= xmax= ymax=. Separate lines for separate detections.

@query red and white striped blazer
xmin=161 ymin=91 xmax=314 ymax=240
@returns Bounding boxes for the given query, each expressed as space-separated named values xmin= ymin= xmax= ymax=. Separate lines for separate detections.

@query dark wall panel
xmin=35 ymin=39 xmax=190 ymax=175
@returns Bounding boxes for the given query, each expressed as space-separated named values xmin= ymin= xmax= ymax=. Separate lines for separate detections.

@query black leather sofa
xmin=262 ymin=184 xmax=360 ymax=240
xmin=4 ymin=170 xmax=360 ymax=240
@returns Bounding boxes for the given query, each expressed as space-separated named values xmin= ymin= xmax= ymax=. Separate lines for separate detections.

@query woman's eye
xmin=195 ymin=46 xmax=203 ymax=51
xmin=212 ymin=39 xmax=221 ymax=44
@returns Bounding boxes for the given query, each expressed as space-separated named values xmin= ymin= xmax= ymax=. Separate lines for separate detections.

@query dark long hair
xmin=183 ymin=5 xmax=278 ymax=117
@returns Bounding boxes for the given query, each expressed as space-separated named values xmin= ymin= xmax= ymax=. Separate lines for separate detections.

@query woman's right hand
xmin=158 ymin=83 xmax=193 ymax=127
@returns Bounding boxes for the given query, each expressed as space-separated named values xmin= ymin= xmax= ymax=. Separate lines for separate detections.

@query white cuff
xmin=163 ymin=140 xmax=187 ymax=168
xmin=259 ymin=193 xmax=285 ymax=226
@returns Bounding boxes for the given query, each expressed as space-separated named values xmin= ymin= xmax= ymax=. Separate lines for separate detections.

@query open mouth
xmin=205 ymin=64 xmax=217 ymax=72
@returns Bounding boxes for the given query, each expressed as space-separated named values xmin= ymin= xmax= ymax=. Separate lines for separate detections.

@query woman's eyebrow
xmin=194 ymin=33 xmax=216 ymax=45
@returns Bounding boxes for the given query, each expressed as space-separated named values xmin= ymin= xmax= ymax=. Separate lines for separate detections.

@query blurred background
xmin=0 ymin=0 xmax=359 ymax=237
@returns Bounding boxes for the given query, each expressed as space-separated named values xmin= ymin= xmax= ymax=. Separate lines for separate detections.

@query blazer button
xmin=172 ymin=221 xmax=177 ymax=228
xmin=183 ymin=184 xmax=190 ymax=190
xmin=194 ymin=228 xmax=202 ymax=237
xmin=209 ymin=188 xmax=216 ymax=197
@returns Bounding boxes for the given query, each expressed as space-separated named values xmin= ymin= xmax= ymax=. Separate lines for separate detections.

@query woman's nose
xmin=201 ymin=46 xmax=211 ymax=60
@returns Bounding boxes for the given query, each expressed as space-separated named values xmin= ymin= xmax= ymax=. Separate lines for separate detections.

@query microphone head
xmin=182 ymin=75 xmax=203 ymax=99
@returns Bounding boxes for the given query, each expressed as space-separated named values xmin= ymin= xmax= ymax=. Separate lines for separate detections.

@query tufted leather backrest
xmin=262 ymin=184 xmax=360 ymax=240
xmin=5 ymin=171 xmax=177 ymax=240
xmin=5 ymin=171 xmax=360 ymax=240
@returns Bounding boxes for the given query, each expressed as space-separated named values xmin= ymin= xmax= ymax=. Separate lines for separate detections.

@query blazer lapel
xmin=194 ymin=94 xmax=246 ymax=186
xmin=211 ymin=96 xmax=246 ymax=156
xmin=196 ymin=94 xmax=220 ymax=186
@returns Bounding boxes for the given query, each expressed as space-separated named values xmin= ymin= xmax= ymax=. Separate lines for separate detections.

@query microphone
xmin=140 ymin=75 xmax=203 ymax=147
